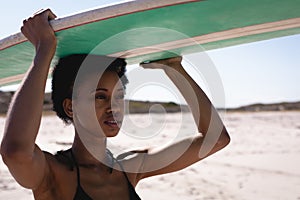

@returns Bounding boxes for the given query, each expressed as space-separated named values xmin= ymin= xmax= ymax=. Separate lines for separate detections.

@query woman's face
xmin=73 ymin=70 xmax=125 ymax=138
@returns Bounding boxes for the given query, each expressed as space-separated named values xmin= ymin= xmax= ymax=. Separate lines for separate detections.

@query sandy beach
xmin=0 ymin=111 xmax=300 ymax=200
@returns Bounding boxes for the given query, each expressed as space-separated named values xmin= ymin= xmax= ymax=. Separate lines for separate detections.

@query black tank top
xmin=70 ymin=150 xmax=141 ymax=200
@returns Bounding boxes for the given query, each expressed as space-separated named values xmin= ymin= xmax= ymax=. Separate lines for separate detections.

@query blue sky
xmin=1 ymin=0 xmax=299 ymax=108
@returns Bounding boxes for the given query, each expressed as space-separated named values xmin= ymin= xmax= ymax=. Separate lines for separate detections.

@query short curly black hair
xmin=51 ymin=54 xmax=128 ymax=124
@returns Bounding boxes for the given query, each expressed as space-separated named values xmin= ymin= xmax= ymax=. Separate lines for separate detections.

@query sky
xmin=0 ymin=0 xmax=299 ymax=108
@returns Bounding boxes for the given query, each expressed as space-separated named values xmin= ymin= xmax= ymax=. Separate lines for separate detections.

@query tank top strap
xmin=106 ymin=149 xmax=130 ymax=182
xmin=112 ymin=155 xmax=134 ymax=186
xmin=112 ymin=157 xmax=142 ymax=200
xmin=70 ymin=150 xmax=81 ymax=185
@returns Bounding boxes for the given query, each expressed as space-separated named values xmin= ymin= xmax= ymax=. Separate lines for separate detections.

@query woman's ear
xmin=63 ymin=98 xmax=73 ymax=118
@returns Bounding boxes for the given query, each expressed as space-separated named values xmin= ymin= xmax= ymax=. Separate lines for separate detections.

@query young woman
xmin=1 ymin=9 xmax=230 ymax=200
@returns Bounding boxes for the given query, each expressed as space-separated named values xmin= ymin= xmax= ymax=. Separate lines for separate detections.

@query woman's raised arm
xmin=136 ymin=57 xmax=230 ymax=179
xmin=0 ymin=9 xmax=57 ymax=189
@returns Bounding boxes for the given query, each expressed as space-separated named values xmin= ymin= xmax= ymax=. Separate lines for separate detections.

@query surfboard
xmin=0 ymin=0 xmax=300 ymax=86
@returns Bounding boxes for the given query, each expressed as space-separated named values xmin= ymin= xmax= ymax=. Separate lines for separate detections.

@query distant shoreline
xmin=223 ymin=101 xmax=300 ymax=112
xmin=0 ymin=91 xmax=299 ymax=115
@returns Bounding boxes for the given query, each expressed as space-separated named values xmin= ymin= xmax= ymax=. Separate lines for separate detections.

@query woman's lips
xmin=104 ymin=120 xmax=121 ymax=128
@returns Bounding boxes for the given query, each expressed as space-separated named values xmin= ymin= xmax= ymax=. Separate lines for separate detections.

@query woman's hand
xmin=21 ymin=9 xmax=57 ymax=55
xmin=140 ymin=56 xmax=183 ymax=71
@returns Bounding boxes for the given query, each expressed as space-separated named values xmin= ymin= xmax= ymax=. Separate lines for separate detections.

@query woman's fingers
xmin=23 ymin=8 xmax=56 ymax=27
xmin=47 ymin=9 xmax=57 ymax=20
xmin=140 ymin=62 xmax=165 ymax=70
xmin=22 ymin=19 xmax=27 ymax=25
xmin=32 ymin=8 xmax=57 ymax=20
xmin=140 ymin=56 xmax=183 ymax=69
xmin=41 ymin=8 xmax=57 ymax=20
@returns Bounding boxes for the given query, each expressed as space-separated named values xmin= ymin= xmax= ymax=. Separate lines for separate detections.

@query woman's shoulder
xmin=33 ymin=150 xmax=76 ymax=199
xmin=42 ymin=149 xmax=75 ymax=171
xmin=116 ymin=149 xmax=148 ymax=161
xmin=115 ymin=149 xmax=148 ymax=186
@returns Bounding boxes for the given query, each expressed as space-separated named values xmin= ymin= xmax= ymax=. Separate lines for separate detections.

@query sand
xmin=0 ymin=111 xmax=300 ymax=200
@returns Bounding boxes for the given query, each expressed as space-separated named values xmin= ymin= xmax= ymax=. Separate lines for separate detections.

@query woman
xmin=0 ymin=9 xmax=230 ymax=200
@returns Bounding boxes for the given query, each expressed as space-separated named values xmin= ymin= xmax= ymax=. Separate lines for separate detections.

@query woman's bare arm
xmin=0 ymin=9 xmax=57 ymax=189
xmin=136 ymin=57 xmax=230 ymax=179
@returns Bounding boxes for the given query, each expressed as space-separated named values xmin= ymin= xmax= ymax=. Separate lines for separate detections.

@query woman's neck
xmin=71 ymin=133 xmax=113 ymax=171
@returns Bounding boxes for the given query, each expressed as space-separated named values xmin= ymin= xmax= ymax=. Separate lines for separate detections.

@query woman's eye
xmin=95 ymin=95 xmax=106 ymax=100
xmin=116 ymin=94 xmax=125 ymax=99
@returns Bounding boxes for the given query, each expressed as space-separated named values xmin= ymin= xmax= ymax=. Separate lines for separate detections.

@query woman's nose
xmin=106 ymin=101 xmax=121 ymax=114
xmin=106 ymin=106 xmax=120 ymax=114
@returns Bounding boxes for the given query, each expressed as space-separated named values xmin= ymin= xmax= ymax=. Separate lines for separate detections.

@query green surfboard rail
xmin=0 ymin=0 xmax=300 ymax=86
